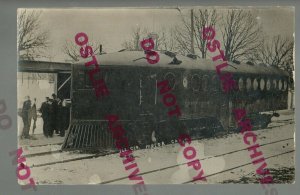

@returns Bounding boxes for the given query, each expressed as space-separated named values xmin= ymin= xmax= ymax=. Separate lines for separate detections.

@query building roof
xmin=18 ymin=60 xmax=71 ymax=73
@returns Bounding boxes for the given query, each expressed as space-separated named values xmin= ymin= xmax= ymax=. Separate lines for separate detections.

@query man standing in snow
xmin=51 ymin=93 xmax=59 ymax=135
xmin=56 ymin=97 xmax=65 ymax=137
xmin=30 ymin=98 xmax=37 ymax=135
xmin=40 ymin=97 xmax=51 ymax=138
xmin=21 ymin=96 xmax=31 ymax=139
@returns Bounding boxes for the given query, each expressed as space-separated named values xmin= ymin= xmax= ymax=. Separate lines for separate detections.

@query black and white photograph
xmin=17 ymin=7 xmax=295 ymax=186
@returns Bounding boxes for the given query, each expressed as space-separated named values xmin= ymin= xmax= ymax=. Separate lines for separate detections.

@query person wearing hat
xmin=40 ymin=97 xmax=52 ymax=137
xmin=51 ymin=93 xmax=59 ymax=135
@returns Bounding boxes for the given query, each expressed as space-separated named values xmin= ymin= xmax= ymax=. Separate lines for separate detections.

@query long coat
xmin=40 ymin=102 xmax=50 ymax=120
xmin=40 ymin=101 xmax=53 ymax=136
xmin=22 ymin=100 xmax=31 ymax=120
xmin=21 ymin=100 xmax=31 ymax=137
xmin=30 ymin=103 xmax=37 ymax=121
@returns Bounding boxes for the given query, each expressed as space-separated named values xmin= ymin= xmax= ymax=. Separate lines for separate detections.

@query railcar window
xmin=266 ymin=79 xmax=271 ymax=91
xmin=202 ymin=75 xmax=209 ymax=91
xmin=238 ymin=78 xmax=244 ymax=91
xmin=273 ymin=79 xmax=277 ymax=89
xmin=211 ymin=75 xmax=219 ymax=91
xmin=260 ymin=79 xmax=265 ymax=90
xmin=83 ymin=69 xmax=104 ymax=89
xmin=164 ymin=72 xmax=176 ymax=89
xmin=278 ymin=80 xmax=283 ymax=90
xmin=84 ymin=71 xmax=93 ymax=88
xmin=283 ymin=80 xmax=287 ymax=91
xmin=78 ymin=71 xmax=85 ymax=88
xmin=191 ymin=74 xmax=201 ymax=92
xmin=253 ymin=78 xmax=258 ymax=90
xmin=246 ymin=78 xmax=252 ymax=91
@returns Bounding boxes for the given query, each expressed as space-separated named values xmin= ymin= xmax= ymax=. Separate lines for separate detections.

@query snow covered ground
xmin=19 ymin=109 xmax=295 ymax=185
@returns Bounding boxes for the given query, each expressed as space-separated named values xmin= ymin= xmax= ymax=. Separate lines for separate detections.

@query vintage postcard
xmin=17 ymin=7 xmax=294 ymax=191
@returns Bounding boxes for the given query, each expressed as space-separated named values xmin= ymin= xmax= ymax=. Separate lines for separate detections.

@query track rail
xmin=183 ymin=150 xmax=294 ymax=184
xmin=21 ymin=142 xmax=63 ymax=148
xmin=99 ymin=137 xmax=293 ymax=184
xmin=29 ymin=150 xmax=116 ymax=168
xmin=28 ymin=137 xmax=292 ymax=169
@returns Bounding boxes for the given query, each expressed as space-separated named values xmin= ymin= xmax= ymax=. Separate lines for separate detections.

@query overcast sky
xmin=21 ymin=7 xmax=294 ymax=62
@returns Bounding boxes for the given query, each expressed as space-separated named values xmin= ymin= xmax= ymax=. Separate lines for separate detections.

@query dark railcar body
xmin=62 ymin=51 xmax=289 ymax=151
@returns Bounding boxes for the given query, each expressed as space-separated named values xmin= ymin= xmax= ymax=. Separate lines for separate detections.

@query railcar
xmin=61 ymin=51 xmax=289 ymax=151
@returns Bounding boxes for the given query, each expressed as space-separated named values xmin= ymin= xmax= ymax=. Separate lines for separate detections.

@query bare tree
xmin=248 ymin=35 xmax=294 ymax=71
xmin=17 ymin=9 xmax=50 ymax=60
xmin=121 ymin=26 xmax=177 ymax=52
xmin=259 ymin=35 xmax=293 ymax=69
xmin=122 ymin=27 xmax=149 ymax=51
xmin=221 ymin=10 xmax=262 ymax=62
xmin=174 ymin=9 xmax=217 ymax=58
xmin=62 ymin=40 xmax=102 ymax=62
xmin=247 ymin=34 xmax=294 ymax=90
xmin=155 ymin=28 xmax=178 ymax=51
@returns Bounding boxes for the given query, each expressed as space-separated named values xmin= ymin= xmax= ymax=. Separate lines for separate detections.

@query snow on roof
xmin=75 ymin=51 xmax=289 ymax=76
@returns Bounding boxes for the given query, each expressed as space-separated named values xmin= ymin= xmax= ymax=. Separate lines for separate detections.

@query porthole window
xmin=260 ymin=79 xmax=265 ymax=90
xmin=283 ymin=80 xmax=287 ymax=91
xmin=253 ymin=79 xmax=258 ymax=90
xmin=164 ymin=72 xmax=176 ymax=89
xmin=246 ymin=78 xmax=252 ymax=91
xmin=278 ymin=80 xmax=282 ymax=90
xmin=183 ymin=76 xmax=188 ymax=88
xmin=238 ymin=78 xmax=244 ymax=91
xmin=202 ymin=75 xmax=209 ymax=91
xmin=273 ymin=80 xmax=277 ymax=89
xmin=266 ymin=79 xmax=271 ymax=91
xmin=191 ymin=74 xmax=201 ymax=92
xmin=103 ymin=71 xmax=109 ymax=83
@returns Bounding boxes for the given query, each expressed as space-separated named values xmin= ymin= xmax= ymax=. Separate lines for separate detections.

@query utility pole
xmin=135 ymin=33 xmax=140 ymax=50
xmin=191 ymin=9 xmax=195 ymax=54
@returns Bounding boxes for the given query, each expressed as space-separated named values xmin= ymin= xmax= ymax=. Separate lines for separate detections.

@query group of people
xmin=21 ymin=93 xmax=69 ymax=139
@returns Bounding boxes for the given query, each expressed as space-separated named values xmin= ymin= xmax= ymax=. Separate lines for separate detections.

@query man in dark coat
xmin=40 ymin=97 xmax=52 ymax=138
xmin=51 ymin=93 xmax=59 ymax=134
xmin=60 ymin=99 xmax=70 ymax=137
xmin=56 ymin=97 xmax=65 ymax=137
xmin=48 ymin=99 xmax=55 ymax=137
xmin=21 ymin=96 xmax=31 ymax=139
xmin=30 ymin=98 xmax=37 ymax=135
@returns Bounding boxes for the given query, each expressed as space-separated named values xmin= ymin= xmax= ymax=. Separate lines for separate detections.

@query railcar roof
xmin=74 ymin=51 xmax=289 ymax=76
